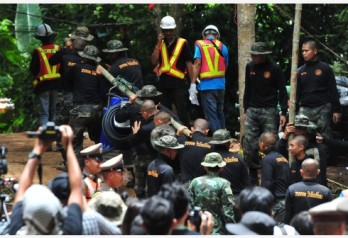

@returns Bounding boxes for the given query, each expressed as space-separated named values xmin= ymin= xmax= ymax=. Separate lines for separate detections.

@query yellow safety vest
xmin=159 ymin=38 xmax=187 ymax=79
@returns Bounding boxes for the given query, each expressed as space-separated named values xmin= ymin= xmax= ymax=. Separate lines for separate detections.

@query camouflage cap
xmin=209 ymin=129 xmax=237 ymax=144
xmin=250 ymin=42 xmax=272 ymax=55
xmin=88 ymin=191 xmax=127 ymax=226
xmin=153 ymin=135 xmax=184 ymax=150
xmin=78 ymin=45 xmax=101 ymax=63
xmin=151 ymin=125 xmax=176 ymax=151
xmin=294 ymin=114 xmax=317 ymax=129
xmin=136 ymin=85 xmax=162 ymax=98
xmin=201 ymin=152 xmax=226 ymax=168
xmin=102 ymin=40 xmax=128 ymax=53
xmin=69 ymin=26 xmax=94 ymax=41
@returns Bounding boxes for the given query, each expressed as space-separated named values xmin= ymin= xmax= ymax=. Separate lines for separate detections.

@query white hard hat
xmin=202 ymin=25 xmax=220 ymax=38
xmin=160 ymin=16 xmax=176 ymax=29
xmin=35 ymin=23 xmax=54 ymax=37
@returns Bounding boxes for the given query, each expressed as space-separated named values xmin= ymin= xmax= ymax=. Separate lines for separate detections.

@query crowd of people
xmin=7 ymin=14 xmax=348 ymax=235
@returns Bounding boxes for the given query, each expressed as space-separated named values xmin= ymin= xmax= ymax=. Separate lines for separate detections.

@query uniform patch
xmin=264 ymin=71 xmax=271 ymax=79
xmin=315 ymin=69 xmax=322 ymax=76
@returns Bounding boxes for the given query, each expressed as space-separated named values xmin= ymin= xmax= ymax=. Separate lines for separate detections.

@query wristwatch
xmin=28 ymin=151 xmax=41 ymax=160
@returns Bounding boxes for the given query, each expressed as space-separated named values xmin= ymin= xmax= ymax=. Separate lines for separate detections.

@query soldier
xmin=65 ymin=45 xmax=108 ymax=160
xmin=188 ymin=152 xmax=235 ymax=235
xmin=276 ymin=114 xmax=328 ymax=186
xmin=296 ymin=38 xmax=341 ymax=140
xmin=99 ymin=154 xmax=125 ymax=192
xmin=177 ymin=118 xmax=212 ymax=189
xmin=146 ymin=135 xmax=184 ymax=197
xmin=80 ymin=143 xmax=103 ymax=201
xmin=259 ymin=132 xmax=290 ymax=224
xmin=284 ymin=158 xmax=332 ymax=224
xmin=209 ymin=129 xmax=250 ymax=197
xmin=243 ymin=42 xmax=288 ymax=185
xmin=102 ymin=40 xmax=144 ymax=91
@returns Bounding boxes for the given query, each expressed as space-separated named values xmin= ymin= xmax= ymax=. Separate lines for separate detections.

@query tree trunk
xmin=288 ymin=4 xmax=302 ymax=164
xmin=152 ymin=4 xmax=162 ymax=35
xmin=237 ymin=4 xmax=256 ymax=140
xmin=169 ymin=4 xmax=183 ymax=35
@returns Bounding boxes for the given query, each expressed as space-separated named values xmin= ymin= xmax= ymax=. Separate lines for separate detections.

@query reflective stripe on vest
xmin=33 ymin=44 xmax=61 ymax=87
xmin=196 ymin=39 xmax=226 ymax=79
xmin=84 ymin=176 xmax=100 ymax=200
xmin=159 ymin=38 xmax=186 ymax=79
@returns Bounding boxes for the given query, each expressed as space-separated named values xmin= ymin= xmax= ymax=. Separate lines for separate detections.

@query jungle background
xmin=0 ymin=3 xmax=348 ymax=200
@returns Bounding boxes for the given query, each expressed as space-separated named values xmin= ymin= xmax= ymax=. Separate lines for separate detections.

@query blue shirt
xmin=193 ymin=42 xmax=229 ymax=91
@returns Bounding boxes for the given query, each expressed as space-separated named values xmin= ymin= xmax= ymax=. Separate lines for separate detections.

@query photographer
xmin=158 ymin=182 xmax=213 ymax=235
xmin=8 ymin=125 xmax=84 ymax=235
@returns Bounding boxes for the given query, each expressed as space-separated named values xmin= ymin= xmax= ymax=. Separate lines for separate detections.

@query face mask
xmin=207 ymin=35 xmax=215 ymax=41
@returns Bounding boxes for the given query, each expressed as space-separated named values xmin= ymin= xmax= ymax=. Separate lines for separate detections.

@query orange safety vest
xmin=83 ymin=176 xmax=100 ymax=201
xmin=196 ymin=39 xmax=226 ymax=79
xmin=33 ymin=44 xmax=61 ymax=88
xmin=158 ymin=38 xmax=187 ymax=79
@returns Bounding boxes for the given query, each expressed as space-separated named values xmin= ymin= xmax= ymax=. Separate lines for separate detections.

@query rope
xmin=327 ymin=178 xmax=348 ymax=190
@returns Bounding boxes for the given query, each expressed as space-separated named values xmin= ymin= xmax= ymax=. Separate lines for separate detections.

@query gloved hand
xmin=189 ymin=83 xmax=199 ymax=105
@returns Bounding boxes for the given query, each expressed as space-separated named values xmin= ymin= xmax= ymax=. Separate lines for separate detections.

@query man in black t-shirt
xmin=151 ymin=15 xmax=193 ymax=127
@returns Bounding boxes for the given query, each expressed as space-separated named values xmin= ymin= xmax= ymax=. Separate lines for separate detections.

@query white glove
xmin=189 ymin=83 xmax=199 ymax=105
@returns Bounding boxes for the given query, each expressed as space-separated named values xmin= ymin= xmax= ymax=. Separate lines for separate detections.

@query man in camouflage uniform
xmin=188 ymin=152 xmax=235 ymax=235
xmin=243 ymin=42 xmax=288 ymax=185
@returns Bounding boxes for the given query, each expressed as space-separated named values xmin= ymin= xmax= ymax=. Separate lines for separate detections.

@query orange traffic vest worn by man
xmin=29 ymin=23 xmax=61 ymax=126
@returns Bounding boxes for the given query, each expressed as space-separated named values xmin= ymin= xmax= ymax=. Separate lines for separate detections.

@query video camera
xmin=27 ymin=122 xmax=61 ymax=141
xmin=188 ymin=206 xmax=202 ymax=232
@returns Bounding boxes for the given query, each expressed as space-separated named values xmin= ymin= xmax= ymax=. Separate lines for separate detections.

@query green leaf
xmin=15 ymin=4 xmax=42 ymax=53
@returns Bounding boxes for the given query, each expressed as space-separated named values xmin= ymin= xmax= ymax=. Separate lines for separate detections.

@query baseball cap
xmin=48 ymin=172 xmax=70 ymax=201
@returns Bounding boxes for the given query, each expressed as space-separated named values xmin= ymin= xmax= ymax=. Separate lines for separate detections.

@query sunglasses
xmin=84 ymin=155 xmax=103 ymax=162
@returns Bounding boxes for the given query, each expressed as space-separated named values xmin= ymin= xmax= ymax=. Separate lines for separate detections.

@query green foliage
xmin=1 ymin=3 xmax=348 ymax=135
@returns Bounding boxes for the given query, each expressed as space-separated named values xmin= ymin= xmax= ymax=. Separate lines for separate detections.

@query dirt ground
xmin=0 ymin=132 xmax=348 ymax=200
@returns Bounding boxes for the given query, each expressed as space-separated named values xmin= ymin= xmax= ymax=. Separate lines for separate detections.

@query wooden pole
xmin=288 ymin=4 xmax=302 ymax=164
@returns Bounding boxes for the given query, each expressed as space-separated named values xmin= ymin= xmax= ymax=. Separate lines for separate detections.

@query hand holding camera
xmin=187 ymin=206 xmax=214 ymax=235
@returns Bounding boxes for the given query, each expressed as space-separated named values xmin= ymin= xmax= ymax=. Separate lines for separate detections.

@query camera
xmin=188 ymin=206 xmax=202 ymax=232
xmin=27 ymin=122 xmax=61 ymax=141
xmin=0 ymin=146 xmax=8 ymax=175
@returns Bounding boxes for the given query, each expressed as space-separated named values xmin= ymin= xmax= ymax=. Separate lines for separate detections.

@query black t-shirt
xmin=296 ymin=60 xmax=340 ymax=112
xmin=157 ymin=37 xmax=193 ymax=90
xmin=8 ymin=201 xmax=83 ymax=235
xmin=177 ymin=131 xmax=212 ymax=182
xmin=217 ymin=147 xmax=250 ymax=195
xmin=109 ymin=56 xmax=144 ymax=90
xmin=65 ymin=61 xmax=107 ymax=104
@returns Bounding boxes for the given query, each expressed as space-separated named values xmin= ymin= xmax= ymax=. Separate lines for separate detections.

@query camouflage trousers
xmin=243 ymin=107 xmax=279 ymax=184
xmin=272 ymin=198 xmax=285 ymax=224
xmin=69 ymin=103 xmax=103 ymax=167
xmin=55 ymin=92 xmax=74 ymax=163
xmin=134 ymin=154 xmax=153 ymax=197
xmin=299 ymin=103 xmax=332 ymax=138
